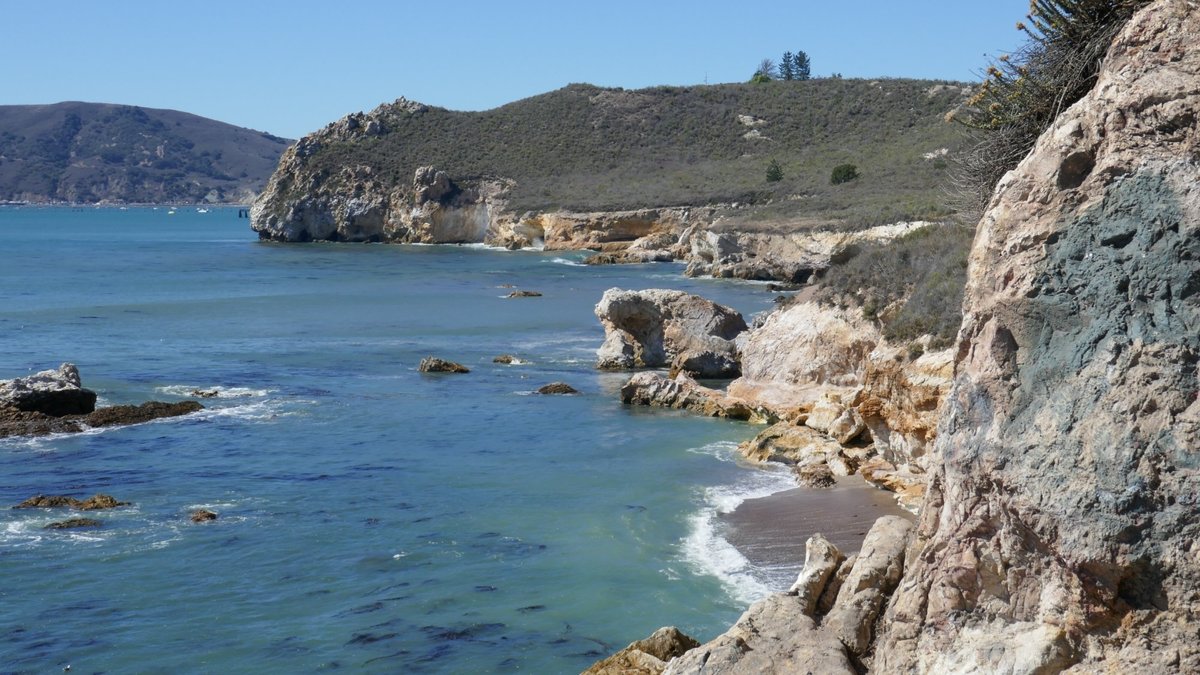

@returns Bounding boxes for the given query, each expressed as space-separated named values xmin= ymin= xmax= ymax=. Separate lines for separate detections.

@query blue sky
xmin=7 ymin=1 xmax=1028 ymax=139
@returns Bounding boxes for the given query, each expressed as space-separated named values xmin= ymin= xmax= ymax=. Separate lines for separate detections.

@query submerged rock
xmin=535 ymin=382 xmax=578 ymax=395
xmin=14 ymin=493 xmax=129 ymax=510
xmin=0 ymin=363 xmax=97 ymax=416
xmin=506 ymin=289 xmax=542 ymax=298
xmin=418 ymin=357 xmax=470 ymax=374
xmin=44 ymin=518 xmax=103 ymax=530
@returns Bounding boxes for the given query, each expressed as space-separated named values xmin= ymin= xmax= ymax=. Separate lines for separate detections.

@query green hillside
xmin=0 ymin=102 xmax=292 ymax=203
xmin=300 ymin=78 xmax=969 ymax=227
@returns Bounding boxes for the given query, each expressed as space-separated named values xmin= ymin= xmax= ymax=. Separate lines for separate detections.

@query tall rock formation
xmin=875 ymin=1 xmax=1200 ymax=671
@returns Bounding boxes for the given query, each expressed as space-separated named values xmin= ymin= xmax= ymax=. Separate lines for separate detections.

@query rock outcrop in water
xmin=0 ymin=363 xmax=96 ymax=416
xmin=0 ymin=364 xmax=203 ymax=439
xmin=595 ymin=289 xmax=748 ymax=378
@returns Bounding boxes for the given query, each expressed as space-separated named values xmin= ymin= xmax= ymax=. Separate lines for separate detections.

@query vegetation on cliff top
xmin=0 ymin=102 xmax=292 ymax=203
xmin=295 ymin=78 xmax=967 ymax=227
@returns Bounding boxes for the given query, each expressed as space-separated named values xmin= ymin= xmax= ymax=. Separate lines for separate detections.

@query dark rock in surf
xmin=506 ymin=290 xmax=543 ymax=298
xmin=190 ymin=509 xmax=218 ymax=523
xmin=418 ymin=357 xmax=470 ymax=374
xmin=536 ymin=382 xmax=578 ymax=395
xmin=84 ymin=401 xmax=203 ymax=428
xmin=44 ymin=518 xmax=103 ymax=530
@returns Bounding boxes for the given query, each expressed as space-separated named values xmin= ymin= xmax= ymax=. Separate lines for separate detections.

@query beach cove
xmin=0 ymin=207 xmax=902 ymax=673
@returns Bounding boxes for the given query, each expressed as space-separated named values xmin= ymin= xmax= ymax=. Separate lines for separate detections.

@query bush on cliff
xmin=950 ymin=0 xmax=1151 ymax=214
xmin=814 ymin=222 xmax=973 ymax=347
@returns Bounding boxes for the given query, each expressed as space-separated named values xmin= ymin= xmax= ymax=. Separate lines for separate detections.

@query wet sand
xmin=722 ymin=476 xmax=914 ymax=590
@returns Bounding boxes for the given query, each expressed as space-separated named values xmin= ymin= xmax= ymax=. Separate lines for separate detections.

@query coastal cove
xmin=0 ymin=207 xmax=897 ymax=672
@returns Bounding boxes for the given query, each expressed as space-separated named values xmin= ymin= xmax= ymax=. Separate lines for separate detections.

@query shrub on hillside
xmin=815 ymin=222 xmax=973 ymax=347
xmin=830 ymin=163 xmax=859 ymax=185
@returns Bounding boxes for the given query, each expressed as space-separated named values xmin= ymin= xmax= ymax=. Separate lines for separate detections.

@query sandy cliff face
xmin=874 ymin=2 xmax=1200 ymax=671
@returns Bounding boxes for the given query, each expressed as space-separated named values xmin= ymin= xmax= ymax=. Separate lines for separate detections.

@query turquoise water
xmin=0 ymin=207 xmax=796 ymax=673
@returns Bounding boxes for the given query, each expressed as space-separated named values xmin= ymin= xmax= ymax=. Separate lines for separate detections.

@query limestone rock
xmin=728 ymin=302 xmax=878 ymax=411
xmin=662 ymin=594 xmax=854 ymax=675
xmin=0 ymin=363 xmax=97 ymax=416
xmin=876 ymin=6 xmax=1200 ymax=670
xmin=852 ymin=343 xmax=953 ymax=469
xmin=737 ymin=422 xmax=842 ymax=464
xmin=824 ymin=515 xmax=912 ymax=655
xmin=583 ymin=626 xmax=699 ymax=675
xmin=787 ymin=534 xmax=846 ymax=615
xmin=681 ymin=221 xmax=932 ymax=283
xmin=535 ymin=382 xmax=578 ymax=395
xmin=816 ymin=553 xmax=857 ymax=616
xmin=418 ymin=357 xmax=470 ymax=374
xmin=594 ymin=289 xmax=747 ymax=373
xmin=794 ymin=463 xmax=836 ymax=488
xmin=620 ymin=371 xmax=771 ymax=422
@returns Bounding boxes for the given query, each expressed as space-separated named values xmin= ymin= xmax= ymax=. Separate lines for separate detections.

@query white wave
xmin=543 ymin=257 xmax=587 ymax=267
xmin=679 ymin=443 xmax=797 ymax=605
xmin=192 ymin=399 xmax=304 ymax=423
xmin=156 ymin=384 xmax=274 ymax=398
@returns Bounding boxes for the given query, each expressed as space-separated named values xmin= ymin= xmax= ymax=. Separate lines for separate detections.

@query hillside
xmin=0 ymin=102 xmax=292 ymax=203
xmin=259 ymin=78 xmax=969 ymax=229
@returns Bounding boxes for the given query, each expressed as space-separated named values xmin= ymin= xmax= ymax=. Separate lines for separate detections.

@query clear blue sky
xmin=6 ymin=1 xmax=1028 ymax=139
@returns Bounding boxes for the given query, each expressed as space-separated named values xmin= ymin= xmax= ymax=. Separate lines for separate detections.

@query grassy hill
xmin=302 ymin=78 xmax=970 ymax=227
xmin=0 ymin=102 xmax=292 ymax=203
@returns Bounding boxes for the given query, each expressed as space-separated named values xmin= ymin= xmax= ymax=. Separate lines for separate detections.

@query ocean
xmin=0 ymin=207 xmax=799 ymax=673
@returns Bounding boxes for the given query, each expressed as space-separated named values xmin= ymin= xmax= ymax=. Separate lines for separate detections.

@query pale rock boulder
xmin=728 ymin=301 xmax=879 ymax=410
xmin=0 ymin=363 xmax=97 ymax=416
xmin=736 ymin=422 xmax=843 ymax=464
xmin=874 ymin=2 xmax=1200 ymax=671
xmin=824 ymin=515 xmax=913 ymax=656
xmin=619 ymin=372 xmax=773 ymax=423
xmin=788 ymin=534 xmax=846 ymax=615
xmin=594 ymin=289 xmax=747 ymax=377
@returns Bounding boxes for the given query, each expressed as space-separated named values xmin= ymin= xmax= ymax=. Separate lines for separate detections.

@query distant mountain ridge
xmin=0 ymin=102 xmax=292 ymax=204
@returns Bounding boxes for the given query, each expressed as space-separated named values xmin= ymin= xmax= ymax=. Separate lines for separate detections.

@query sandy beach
xmin=722 ymin=476 xmax=914 ymax=589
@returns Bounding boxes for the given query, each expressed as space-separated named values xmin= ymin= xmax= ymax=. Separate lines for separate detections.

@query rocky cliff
xmin=874 ymin=1 xmax=1200 ymax=670
xmin=250 ymin=80 xmax=967 ymax=281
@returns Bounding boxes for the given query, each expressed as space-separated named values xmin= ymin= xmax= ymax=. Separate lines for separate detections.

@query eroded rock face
xmin=875 ymin=3 xmax=1200 ymax=671
xmin=619 ymin=372 xmax=773 ymax=422
xmin=594 ymin=289 xmax=747 ymax=377
xmin=729 ymin=302 xmax=878 ymax=410
xmin=0 ymin=363 xmax=97 ymax=416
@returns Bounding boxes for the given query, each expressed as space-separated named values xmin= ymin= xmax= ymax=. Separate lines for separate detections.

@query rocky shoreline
xmin=588 ymin=2 xmax=1200 ymax=671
